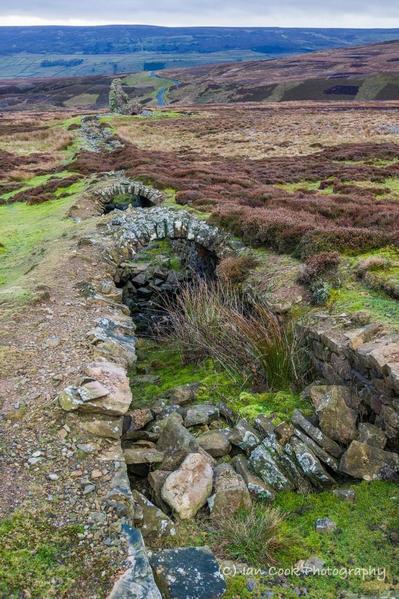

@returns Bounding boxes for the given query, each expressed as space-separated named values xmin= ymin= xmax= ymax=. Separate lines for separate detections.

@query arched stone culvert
xmin=105 ymin=207 xmax=243 ymax=333
xmin=106 ymin=207 xmax=242 ymax=264
xmin=96 ymin=178 xmax=165 ymax=214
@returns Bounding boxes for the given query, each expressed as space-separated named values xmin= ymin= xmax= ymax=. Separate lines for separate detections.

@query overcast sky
xmin=1 ymin=0 xmax=399 ymax=28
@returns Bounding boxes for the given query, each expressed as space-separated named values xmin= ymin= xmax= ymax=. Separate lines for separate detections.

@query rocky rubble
xmin=114 ymin=381 xmax=399 ymax=545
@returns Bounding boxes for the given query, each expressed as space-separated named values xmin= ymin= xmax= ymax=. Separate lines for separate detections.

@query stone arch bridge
xmin=96 ymin=178 xmax=165 ymax=213
xmin=106 ymin=207 xmax=243 ymax=266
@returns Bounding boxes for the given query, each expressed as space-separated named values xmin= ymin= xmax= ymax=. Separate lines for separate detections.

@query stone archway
xmin=96 ymin=179 xmax=165 ymax=213
xmin=107 ymin=206 xmax=242 ymax=265
xmin=106 ymin=207 xmax=243 ymax=332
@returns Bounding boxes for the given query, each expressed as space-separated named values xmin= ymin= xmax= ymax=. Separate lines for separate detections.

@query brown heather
xmin=72 ymin=140 xmax=399 ymax=256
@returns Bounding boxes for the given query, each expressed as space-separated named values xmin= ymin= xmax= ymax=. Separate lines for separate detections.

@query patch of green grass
xmin=328 ymin=278 xmax=399 ymax=329
xmin=64 ymin=93 xmax=99 ymax=107
xmin=326 ymin=246 xmax=399 ymax=327
xmin=0 ymin=512 xmax=84 ymax=598
xmin=0 ymin=171 xmax=80 ymax=202
xmin=0 ymin=195 xmax=78 ymax=303
xmin=275 ymin=180 xmax=334 ymax=195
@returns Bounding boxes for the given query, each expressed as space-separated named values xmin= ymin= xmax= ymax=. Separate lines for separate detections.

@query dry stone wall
xmin=302 ymin=317 xmax=399 ymax=446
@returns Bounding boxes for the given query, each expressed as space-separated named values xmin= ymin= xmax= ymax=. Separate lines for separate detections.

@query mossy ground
xmin=0 ymin=195 xmax=79 ymax=303
xmin=132 ymin=340 xmax=399 ymax=598
xmin=327 ymin=247 xmax=399 ymax=328
xmin=0 ymin=511 xmax=112 ymax=598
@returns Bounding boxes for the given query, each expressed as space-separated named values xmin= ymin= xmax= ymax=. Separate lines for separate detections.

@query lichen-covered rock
xmin=149 ymin=547 xmax=226 ymax=599
xmin=231 ymin=455 xmax=275 ymax=501
xmin=59 ymin=361 xmax=132 ymax=416
xmin=249 ymin=440 xmax=294 ymax=491
xmin=229 ymin=418 xmax=261 ymax=453
xmin=184 ymin=404 xmax=220 ymax=427
xmin=208 ymin=463 xmax=251 ymax=518
xmin=293 ymin=428 xmax=339 ymax=471
xmin=157 ymin=414 xmax=199 ymax=470
xmin=108 ymin=525 xmax=162 ymax=599
xmin=132 ymin=490 xmax=176 ymax=542
xmin=254 ymin=414 xmax=275 ymax=436
xmin=161 ymin=453 xmax=213 ymax=519
xmin=339 ymin=441 xmax=399 ymax=481
xmin=357 ymin=422 xmax=387 ymax=449
xmin=315 ymin=517 xmax=337 ymax=533
xmin=289 ymin=436 xmax=336 ymax=489
xmin=197 ymin=430 xmax=231 ymax=457
xmin=292 ymin=409 xmax=343 ymax=458
xmin=309 ymin=385 xmax=357 ymax=444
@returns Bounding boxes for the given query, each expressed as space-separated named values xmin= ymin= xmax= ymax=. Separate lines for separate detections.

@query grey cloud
xmin=1 ymin=0 xmax=399 ymax=27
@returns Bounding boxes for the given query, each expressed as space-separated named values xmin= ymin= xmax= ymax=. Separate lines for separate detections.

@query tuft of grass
xmin=215 ymin=505 xmax=284 ymax=565
xmin=163 ymin=279 xmax=303 ymax=389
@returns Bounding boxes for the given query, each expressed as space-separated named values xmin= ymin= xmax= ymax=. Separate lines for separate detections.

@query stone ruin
xmin=58 ymin=203 xmax=399 ymax=598
xmin=109 ymin=78 xmax=142 ymax=116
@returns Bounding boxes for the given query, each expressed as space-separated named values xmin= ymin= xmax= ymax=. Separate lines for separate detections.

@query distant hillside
xmin=164 ymin=40 xmax=399 ymax=103
xmin=1 ymin=40 xmax=399 ymax=111
xmin=1 ymin=25 xmax=399 ymax=79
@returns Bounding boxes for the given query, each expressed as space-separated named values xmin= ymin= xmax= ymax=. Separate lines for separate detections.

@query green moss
xmin=0 ymin=512 xmax=84 ymax=598
xmin=230 ymin=390 xmax=312 ymax=424
xmin=273 ymin=481 xmax=399 ymax=597
xmin=130 ymin=339 xmax=244 ymax=408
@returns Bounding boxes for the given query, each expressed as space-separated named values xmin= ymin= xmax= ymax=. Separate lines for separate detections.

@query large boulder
xmin=123 ymin=446 xmax=164 ymax=465
xmin=309 ymin=385 xmax=357 ymax=445
xmin=357 ymin=422 xmax=387 ymax=449
xmin=149 ymin=547 xmax=226 ymax=599
xmin=132 ymin=490 xmax=176 ymax=542
xmin=209 ymin=463 xmax=251 ymax=518
xmin=197 ymin=430 xmax=231 ymax=457
xmin=161 ymin=453 xmax=213 ymax=519
xmin=123 ymin=409 xmax=153 ymax=437
xmin=157 ymin=414 xmax=199 ymax=470
xmin=165 ymin=383 xmax=201 ymax=405
xmin=339 ymin=441 xmax=399 ymax=481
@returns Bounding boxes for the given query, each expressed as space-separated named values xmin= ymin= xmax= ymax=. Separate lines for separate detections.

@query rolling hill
xmin=0 ymin=40 xmax=398 ymax=111
xmin=1 ymin=25 xmax=399 ymax=79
